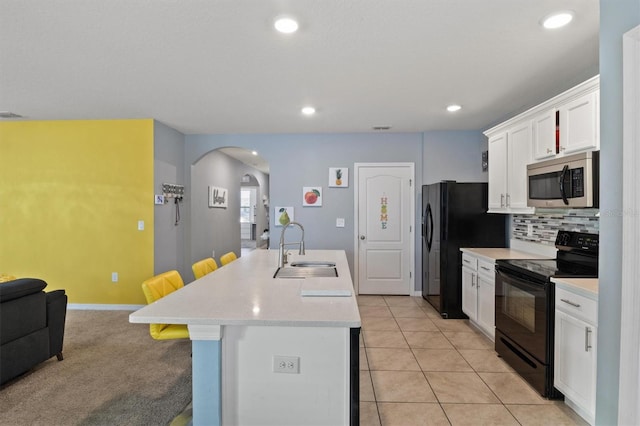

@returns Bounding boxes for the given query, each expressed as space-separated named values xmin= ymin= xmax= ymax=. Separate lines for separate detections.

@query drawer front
xmin=555 ymin=287 xmax=598 ymax=325
xmin=478 ymin=259 xmax=495 ymax=279
xmin=462 ymin=253 xmax=478 ymax=271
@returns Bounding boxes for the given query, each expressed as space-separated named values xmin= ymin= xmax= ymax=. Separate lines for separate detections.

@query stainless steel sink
xmin=273 ymin=266 xmax=338 ymax=278
xmin=290 ymin=261 xmax=336 ymax=268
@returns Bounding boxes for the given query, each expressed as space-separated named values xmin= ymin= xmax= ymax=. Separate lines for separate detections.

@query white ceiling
xmin=1 ymin=0 xmax=599 ymax=135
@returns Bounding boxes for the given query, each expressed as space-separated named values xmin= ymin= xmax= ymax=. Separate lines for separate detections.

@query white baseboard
xmin=412 ymin=290 xmax=422 ymax=297
xmin=68 ymin=304 xmax=145 ymax=311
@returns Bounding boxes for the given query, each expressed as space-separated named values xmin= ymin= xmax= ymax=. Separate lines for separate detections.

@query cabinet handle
xmin=506 ymin=193 xmax=511 ymax=207
xmin=559 ymin=145 xmax=566 ymax=151
xmin=585 ymin=327 xmax=592 ymax=352
xmin=471 ymin=275 xmax=476 ymax=287
xmin=481 ymin=266 xmax=491 ymax=271
xmin=500 ymin=194 xmax=505 ymax=207
xmin=560 ymin=298 xmax=581 ymax=308
xmin=463 ymin=259 xmax=471 ymax=264
xmin=546 ymin=148 xmax=553 ymax=153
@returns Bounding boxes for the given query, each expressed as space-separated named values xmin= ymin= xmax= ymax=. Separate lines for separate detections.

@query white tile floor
xmin=357 ymin=295 xmax=588 ymax=426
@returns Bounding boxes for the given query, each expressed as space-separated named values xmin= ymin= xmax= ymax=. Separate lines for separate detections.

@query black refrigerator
xmin=422 ymin=181 xmax=507 ymax=318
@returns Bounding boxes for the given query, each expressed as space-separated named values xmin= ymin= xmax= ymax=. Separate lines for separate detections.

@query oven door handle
xmin=559 ymin=164 xmax=570 ymax=205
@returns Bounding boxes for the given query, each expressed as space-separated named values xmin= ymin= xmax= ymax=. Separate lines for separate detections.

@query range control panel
xmin=555 ymin=230 xmax=599 ymax=252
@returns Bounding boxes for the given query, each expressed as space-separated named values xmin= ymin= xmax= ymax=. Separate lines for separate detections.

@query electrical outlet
xmin=138 ymin=220 xmax=145 ymax=231
xmin=111 ymin=272 xmax=118 ymax=282
xmin=212 ymin=250 xmax=215 ymax=259
xmin=273 ymin=356 xmax=300 ymax=374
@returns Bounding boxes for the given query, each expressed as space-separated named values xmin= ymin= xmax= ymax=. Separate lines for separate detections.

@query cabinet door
xmin=506 ymin=121 xmax=534 ymax=211
xmin=461 ymin=267 xmax=477 ymax=321
xmin=476 ymin=274 xmax=495 ymax=340
xmin=554 ymin=310 xmax=597 ymax=423
xmin=559 ymin=91 xmax=598 ymax=154
xmin=532 ymin=109 xmax=556 ymax=160
xmin=488 ymin=133 xmax=508 ymax=212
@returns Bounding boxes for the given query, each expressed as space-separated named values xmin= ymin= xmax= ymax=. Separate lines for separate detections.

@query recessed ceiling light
xmin=251 ymin=151 xmax=258 ymax=156
xmin=447 ymin=104 xmax=462 ymax=112
xmin=274 ymin=16 xmax=299 ymax=34
xmin=541 ymin=11 xmax=574 ymax=29
xmin=301 ymin=106 xmax=316 ymax=116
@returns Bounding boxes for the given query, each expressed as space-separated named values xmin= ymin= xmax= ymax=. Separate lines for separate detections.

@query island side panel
xmin=222 ymin=325 xmax=350 ymax=426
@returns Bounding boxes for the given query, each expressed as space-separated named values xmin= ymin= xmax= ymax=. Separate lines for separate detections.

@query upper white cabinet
xmin=487 ymin=122 xmax=534 ymax=214
xmin=559 ymin=91 xmax=599 ymax=155
xmin=485 ymin=76 xmax=599 ymax=212
xmin=532 ymin=109 xmax=556 ymax=160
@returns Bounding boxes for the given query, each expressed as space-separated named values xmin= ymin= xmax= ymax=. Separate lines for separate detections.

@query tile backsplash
xmin=512 ymin=209 xmax=599 ymax=245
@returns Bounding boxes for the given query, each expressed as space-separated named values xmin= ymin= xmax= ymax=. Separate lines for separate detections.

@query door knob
xmin=360 ymin=235 xmax=366 ymax=240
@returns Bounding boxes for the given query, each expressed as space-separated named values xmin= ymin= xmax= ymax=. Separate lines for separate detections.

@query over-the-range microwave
xmin=527 ymin=151 xmax=599 ymax=208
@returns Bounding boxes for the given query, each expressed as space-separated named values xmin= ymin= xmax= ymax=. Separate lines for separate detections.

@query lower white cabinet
xmin=554 ymin=285 xmax=598 ymax=425
xmin=461 ymin=252 xmax=496 ymax=340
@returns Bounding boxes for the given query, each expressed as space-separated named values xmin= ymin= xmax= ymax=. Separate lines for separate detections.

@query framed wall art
xmin=303 ymin=187 xmax=322 ymax=206
xmin=329 ymin=167 xmax=348 ymax=187
xmin=208 ymin=186 xmax=228 ymax=208
xmin=275 ymin=206 xmax=294 ymax=226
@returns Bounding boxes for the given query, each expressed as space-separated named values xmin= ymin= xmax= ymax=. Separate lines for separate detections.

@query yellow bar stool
xmin=220 ymin=251 xmax=238 ymax=266
xmin=192 ymin=257 xmax=219 ymax=280
xmin=141 ymin=270 xmax=189 ymax=340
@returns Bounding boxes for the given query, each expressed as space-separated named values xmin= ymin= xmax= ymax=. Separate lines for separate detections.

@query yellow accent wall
xmin=0 ymin=120 xmax=154 ymax=304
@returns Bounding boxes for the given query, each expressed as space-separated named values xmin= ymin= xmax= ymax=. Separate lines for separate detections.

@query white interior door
xmin=355 ymin=163 xmax=414 ymax=295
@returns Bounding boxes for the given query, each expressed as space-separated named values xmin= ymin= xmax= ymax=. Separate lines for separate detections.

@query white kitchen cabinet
xmin=487 ymin=133 xmax=508 ymax=212
xmin=461 ymin=252 xmax=496 ymax=340
xmin=532 ymin=109 xmax=556 ymax=160
xmin=554 ymin=285 xmax=598 ymax=425
xmin=559 ymin=91 xmax=599 ymax=155
xmin=487 ymin=122 xmax=534 ymax=214
xmin=486 ymin=76 xmax=600 ymax=210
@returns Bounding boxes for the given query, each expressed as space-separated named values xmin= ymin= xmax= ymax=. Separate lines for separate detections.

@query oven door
xmin=495 ymin=268 xmax=550 ymax=364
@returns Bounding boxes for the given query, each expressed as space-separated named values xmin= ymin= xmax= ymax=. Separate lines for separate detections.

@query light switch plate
xmin=138 ymin=220 xmax=144 ymax=231
xmin=336 ymin=218 xmax=345 ymax=228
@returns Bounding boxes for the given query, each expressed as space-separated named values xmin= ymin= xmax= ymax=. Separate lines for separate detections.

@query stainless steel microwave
xmin=527 ymin=151 xmax=599 ymax=208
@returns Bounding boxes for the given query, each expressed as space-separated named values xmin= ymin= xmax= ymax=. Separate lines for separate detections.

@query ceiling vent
xmin=372 ymin=126 xmax=392 ymax=131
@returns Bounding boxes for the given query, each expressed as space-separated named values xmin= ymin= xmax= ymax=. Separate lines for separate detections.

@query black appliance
xmin=421 ymin=181 xmax=507 ymax=318
xmin=495 ymin=230 xmax=599 ymax=399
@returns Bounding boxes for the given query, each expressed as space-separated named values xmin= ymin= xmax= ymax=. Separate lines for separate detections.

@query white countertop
xmin=460 ymin=247 xmax=551 ymax=263
xmin=129 ymin=250 xmax=361 ymax=328
xmin=552 ymin=277 xmax=599 ymax=300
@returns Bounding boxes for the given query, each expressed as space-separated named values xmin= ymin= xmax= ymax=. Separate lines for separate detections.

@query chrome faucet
xmin=278 ymin=221 xmax=305 ymax=268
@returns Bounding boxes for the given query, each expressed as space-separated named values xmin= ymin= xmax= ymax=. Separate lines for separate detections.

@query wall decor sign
xmin=275 ymin=206 xmax=294 ymax=226
xmin=303 ymin=187 xmax=322 ymax=206
xmin=380 ymin=192 xmax=388 ymax=229
xmin=329 ymin=167 xmax=349 ymax=187
xmin=208 ymin=186 xmax=228 ymax=208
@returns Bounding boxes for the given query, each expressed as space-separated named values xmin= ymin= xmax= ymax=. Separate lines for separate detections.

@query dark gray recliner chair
xmin=0 ymin=278 xmax=67 ymax=385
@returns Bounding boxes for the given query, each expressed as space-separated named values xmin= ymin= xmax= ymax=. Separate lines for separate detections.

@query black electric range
xmin=494 ymin=230 xmax=598 ymax=398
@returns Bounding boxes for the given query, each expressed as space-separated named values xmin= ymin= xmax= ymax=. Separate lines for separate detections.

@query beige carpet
xmin=0 ymin=310 xmax=192 ymax=426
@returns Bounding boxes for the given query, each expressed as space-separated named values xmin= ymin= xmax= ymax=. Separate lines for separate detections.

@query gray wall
xmin=190 ymin=149 xmax=269 ymax=278
xmin=597 ymin=2 xmax=640 ymax=424
xmin=423 ymin=131 xmax=488 ymax=185
xmin=153 ymin=121 xmax=187 ymax=279
xmin=185 ymin=131 xmax=486 ymax=291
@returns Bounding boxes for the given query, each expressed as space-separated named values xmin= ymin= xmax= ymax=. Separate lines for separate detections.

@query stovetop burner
xmin=500 ymin=258 xmax=597 ymax=280
xmin=497 ymin=231 xmax=599 ymax=282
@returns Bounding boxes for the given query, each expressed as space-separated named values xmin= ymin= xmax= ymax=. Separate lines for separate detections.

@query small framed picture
xmin=209 ymin=186 xmax=228 ymax=208
xmin=275 ymin=206 xmax=294 ymax=226
xmin=303 ymin=187 xmax=322 ymax=206
xmin=329 ymin=167 xmax=348 ymax=187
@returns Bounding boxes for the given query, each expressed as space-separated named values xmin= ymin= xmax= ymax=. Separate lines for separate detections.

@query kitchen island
xmin=130 ymin=249 xmax=360 ymax=426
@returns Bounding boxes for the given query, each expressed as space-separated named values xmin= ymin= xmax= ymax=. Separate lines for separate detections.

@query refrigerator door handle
xmin=426 ymin=204 xmax=434 ymax=252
